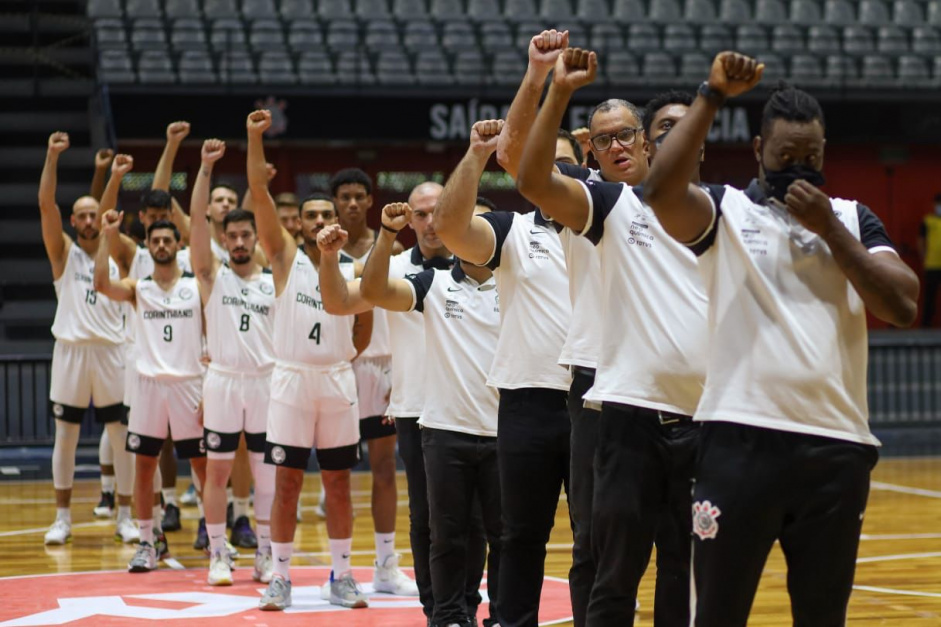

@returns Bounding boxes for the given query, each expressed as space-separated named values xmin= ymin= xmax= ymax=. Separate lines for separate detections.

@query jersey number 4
xmin=308 ymin=322 xmax=321 ymax=344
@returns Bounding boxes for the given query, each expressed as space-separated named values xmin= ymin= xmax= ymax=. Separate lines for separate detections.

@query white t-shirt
xmin=205 ymin=265 xmax=276 ymax=373
xmin=386 ymin=247 xmax=454 ymax=418
xmin=134 ymin=273 xmax=203 ymax=380
xmin=576 ymin=177 xmax=711 ymax=416
xmin=479 ymin=211 xmax=572 ymax=391
xmin=406 ymin=264 xmax=500 ymax=436
xmin=687 ymin=179 xmax=897 ymax=445
xmin=273 ymin=247 xmax=356 ymax=367
xmin=51 ymin=243 xmax=124 ymax=345
xmin=351 ymin=246 xmax=391 ymax=360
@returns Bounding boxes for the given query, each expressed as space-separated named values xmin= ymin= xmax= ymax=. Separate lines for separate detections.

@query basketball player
xmin=434 ymin=118 xmax=573 ymax=627
xmin=246 ymin=109 xmax=373 ymax=611
xmin=329 ymin=168 xmax=416 ymax=594
xmin=643 ymin=52 xmax=919 ymax=625
xmin=94 ymin=210 xmax=207 ymax=573
xmin=189 ymin=138 xmax=277 ymax=585
xmin=275 ymin=192 xmax=303 ymax=244
xmin=39 ymin=133 xmax=136 ymax=546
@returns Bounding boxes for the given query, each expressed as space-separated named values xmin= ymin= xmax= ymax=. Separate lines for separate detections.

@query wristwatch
xmin=698 ymin=81 xmax=727 ymax=107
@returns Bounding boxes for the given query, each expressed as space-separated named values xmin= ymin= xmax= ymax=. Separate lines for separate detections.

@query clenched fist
xmin=470 ymin=119 xmax=505 ymax=156
xmin=101 ymin=209 xmax=123 ymax=233
xmin=381 ymin=202 xmax=412 ymax=233
xmin=266 ymin=162 xmax=278 ymax=182
xmin=201 ymin=139 xmax=226 ymax=164
xmin=707 ymin=52 xmax=764 ymax=99
xmin=48 ymin=132 xmax=70 ymax=155
xmin=166 ymin=121 xmax=191 ymax=142
xmin=111 ymin=153 xmax=134 ymax=176
xmin=95 ymin=148 xmax=114 ymax=169
xmin=317 ymin=224 xmax=349 ymax=254
xmin=530 ymin=29 xmax=569 ymax=71
xmin=247 ymin=110 xmax=272 ymax=135
xmin=553 ymin=47 xmax=598 ymax=92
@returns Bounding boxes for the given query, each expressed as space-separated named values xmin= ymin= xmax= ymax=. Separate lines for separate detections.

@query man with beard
xmin=40 ymin=133 xmax=137 ymax=547
xmin=187 ymin=138 xmax=278 ymax=586
xmin=94 ymin=211 xmax=207 ymax=573
xmin=246 ymin=109 xmax=373 ymax=611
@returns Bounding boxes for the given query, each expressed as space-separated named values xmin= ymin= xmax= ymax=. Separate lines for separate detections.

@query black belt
xmin=609 ymin=401 xmax=693 ymax=425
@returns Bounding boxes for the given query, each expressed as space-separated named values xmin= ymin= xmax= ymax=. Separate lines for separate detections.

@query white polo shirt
xmin=576 ymin=178 xmax=713 ymax=416
xmin=479 ymin=211 xmax=572 ymax=391
xmin=351 ymin=246 xmax=392 ymax=360
xmin=687 ymin=179 xmax=896 ymax=445
xmin=385 ymin=247 xmax=454 ymax=418
xmin=406 ymin=263 xmax=500 ymax=437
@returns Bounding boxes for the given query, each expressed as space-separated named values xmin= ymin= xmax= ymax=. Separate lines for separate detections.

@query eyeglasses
xmin=589 ymin=127 xmax=641 ymax=152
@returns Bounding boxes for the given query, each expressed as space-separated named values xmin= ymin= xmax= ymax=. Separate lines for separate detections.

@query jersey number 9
xmin=163 ymin=325 xmax=173 ymax=342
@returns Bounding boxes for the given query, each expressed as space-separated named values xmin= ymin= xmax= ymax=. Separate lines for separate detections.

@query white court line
xmin=860 ymin=533 xmax=941 ymax=541
xmin=0 ymin=520 xmax=112 ymax=538
xmin=857 ymin=551 xmax=941 ymax=564
xmin=871 ymin=481 xmax=941 ymax=499
xmin=0 ymin=497 xmax=98 ymax=506
xmin=163 ymin=558 xmax=185 ymax=570
xmin=853 ymin=585 xmax=941 ymax=599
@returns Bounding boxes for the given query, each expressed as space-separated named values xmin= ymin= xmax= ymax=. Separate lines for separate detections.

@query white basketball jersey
xmin=205 ymin=266 xmax=276 ymax=372
xmin=210 ymin=237 xmax=229 ymax=263
xmin=273 ymin=248 xmax=356 ymax=366
xmin=126 ymin=244 xmax=193 ymax=343
xmin=134 ymin=273 xmax=203 ymax=379
xmin=351 ymin=246 xmax=392 ymax=359
xmin=51 ymin=243 xmax=124 ymax=345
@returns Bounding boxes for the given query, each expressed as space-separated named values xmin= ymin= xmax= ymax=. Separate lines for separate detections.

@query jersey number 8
xmin=240 ymin=314 xmax=250 ymax=332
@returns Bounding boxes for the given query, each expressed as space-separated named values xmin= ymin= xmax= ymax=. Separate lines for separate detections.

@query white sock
xmin=233 ymin=497 xmax=250 ymax=520
xmin=55 ymin=507 xmax=71 ymax=524
xmin=207 ymin=522 xmax=227 ymax=554
xmin=375 ymin=532 xmax=396 ymax=564
xmin=257 ymin=523 xmax=271 ymax=551
xmin=162 ymin=488 xmax=177 ymax=507
xmin=101 ymin=474 xmax=115 ymax=494
xmin=329 ymin=538 xmax=353 ymax=578
xmin=139 ymin=519 xmax=154 ymax=544
xmin=117 ymin=505 xmax=131 ymax=521
xmin=197 ymin=498 xmax=205 ymax=518
xmin=271 ymin=541 xmax=293 ymax=580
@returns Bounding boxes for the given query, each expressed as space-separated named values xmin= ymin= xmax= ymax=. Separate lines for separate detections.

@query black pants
xmin=588 ymin=402 xmax=699 ymax=627
xmin=691 ymin=422 xmax=878 ymax=627
xmin=567 ymin=368 xmax=599 ymax=627
xmin=397 ymin=417 xmax=488 ymax=622
xmin=423 ymin=427 xmax=502 ymax=627
xmin=923 ymin=269 xmax=941 ymax=327
xmin=497 ymin=387 xmax=571 ymax=627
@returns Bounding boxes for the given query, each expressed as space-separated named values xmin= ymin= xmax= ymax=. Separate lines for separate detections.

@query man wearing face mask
xmin=644 ymin=55 xmax=919 ymax=626
xmin=918 ymin=192 xmax=941 ymax=326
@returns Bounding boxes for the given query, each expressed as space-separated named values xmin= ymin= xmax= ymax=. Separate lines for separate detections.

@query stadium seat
xmin=679 ymin=51 xmax=710 ymax=78
xmin=165 ymin=0 xmax=201 ymax=17
xmin=170 ymin=19 xmax=209 ymax=51
xmin=807 ymin=24 xmax=840 ymax=55
xmin=320 ymin=0 xmax=355 ymax=18
xmin=87 ymin=0 xmax=123 ymax=18
xmin=210 ymin=18 xmax=248 ymax=50
xmin=376 ymin=50 xmax=416 ymax=84
xmin=326 ymin=19 xmax=360 ymax=51
xmin=358 ymin=0 xmax=392 ymax=17
xmin=933 ymin=55 xmax=941 ymax=79
xmin=515 ymin=21 xmax=548 ymax=48
xmin=217 ymin=50 xmax=258 ymax=82
xmin=663 ymin=24 xmax=697 ymax=54
xmin=790 ymin=0 xmax=821 ymax=25
xmin=258 ymin=51 xmax=298 ymax=82
xmin=897 ymin=54 xmax=930 ymax=84
xmin=243 ymin=0 xmax=278 ymax=19
xmin=403 ymin=21 xmax=439 ymax=51
xmin=684 ymin=0 xmax=717 ymax=22
xmin=453 ymin=49 xmax=488 ymax=84
xmin=394 ymin=0 xmax=430 ymax=16
xmin=858 ymin=0 xmax=891 ymax=26
xmin=643 ymin=52 xmax=676 ymax=78
xmin=431 ymin=0 xmax=466 ymax=19
xmin=843 ymin=25 xmax=875 ymax=56
xmin=505 ymin=0 xmax=538 ymax=18
xmin=578 ymin=0 xmax=613 ymax=20
xmin=249 ymin=18 xmax=286 ymax=51
xmin=468 ymin=0 xmax=503 ymax=19
xmin=480 ymin=22 xmax=514 ymax=51
xmin=204 ymin=0 xmax=240 ymax=18
xmin=138 ymin=50 xmax=176 ymax=82
xmin=606 ymin=50 xmax=641 ymax=85
xmin=859 ymin=55 xmax=894 ymax=85
xmin=94 ymin=19 xmax=127 ymax=50
xmin=126 ymin=0 xmax=162 ymax=18
xmin=929 ymin=1 xmax=941 ymax=27
xmin=365 ymin=19 xmax=400 ymax=51
xmin=758 ymin=52 xmax=785 ymax=81
xmin=893 ymin=0 xmax=923 ymax=27
xmin=492 ymin=50 xmax=526 ymax=84
xmin=771 ymin=24 xmax=804 ymax=55
xmin=178 ymin=50 xmax=217 ymax=82
xmin=877 ymin=25 xmax=909 ymax=54
xmin=590 ymin=23 xmax=625 ymax=51
xmin=649 ymin=0 xmax=683 ymax=21
xmin=735 ymin=24 xmax=769 ymax=55
xmin=700 ymin=24 xmax=732 ymax=54
xmin=287 ymin=20 xmax=324 ymax=51
xmin=754 ymin=0 xmax=787 ymax=24
xmin=336 ymin=50 xmax=376 ymax=83
xmin=98 ymin=49 xmax=136 ymax=81
xmin=823 ymin=0 xmax=855 ymax=26
xmin=298 ymin=50 xmax=335 ymax=83
xmin=281 ymin=0 xmax=315 ymax=18
xmin=131 ymin=19 xmax=168 ymax=51
xmin=627 ymin=23 xmax=661 ymax=53
xmin=613 ymin=0 xmax=648 ymax=21
xmin=913 ymin=27 xmax=941 ymax=56
xmin=789 ymin=54 xmax=823 ymax=81
xmin=415 ymin=49 xmax=454 ymax=84
xmin=441 ymin=22 xmax=477 ymax=52
xmin=826 ymin=54 xmax=857 ymax=81
xmin=541 ymin=0 xmax=574 ymax=19
xmin=718 ymin=0 xmax=751 ymax=23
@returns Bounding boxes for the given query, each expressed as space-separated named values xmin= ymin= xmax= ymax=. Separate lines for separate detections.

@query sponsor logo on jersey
xmin=692 ymin=500 xmax=721 ymax=540
xmin=206 ymin=432 xmax=221 ymax=449
xmin=127 ymin=434 xmax=141 ymax=450
xmin=271 ymin=446 xmax=287 ymax=464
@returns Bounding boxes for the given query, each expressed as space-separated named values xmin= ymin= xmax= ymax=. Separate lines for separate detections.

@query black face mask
xmin=762 ymin=163 xmax=826 ymax=203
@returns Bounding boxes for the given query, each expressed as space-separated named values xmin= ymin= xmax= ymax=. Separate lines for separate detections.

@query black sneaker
xmin=226 ymin=501 xmax=233 ymax=529
xmin=230 ymin=515 xmax=258 ymax=549
xmin=93 ymin=491 xmax=115 ymax=518
xmin=161 ymin=503 xmax=182 ymax=532
xmin=154 ymin=531 xmax=170 ymax=561
xmin=193 ymin=517 xmax=209 ymax=552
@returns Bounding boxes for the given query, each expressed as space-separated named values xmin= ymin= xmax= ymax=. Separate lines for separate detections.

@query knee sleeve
xmin=99 ymin=429 xmax=113 ymax=466
xmin=52 ymin=420 xmax=82 ymax=490
xmin=250 ymin=452 xmax=275 ymax=522
xmin=106 ymin=422 xmax=134 ymax=497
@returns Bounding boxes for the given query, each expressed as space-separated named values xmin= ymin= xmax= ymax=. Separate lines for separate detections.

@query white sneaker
xmin=180 ymin=483 xmax=198 ymax=506
xmin=373 ymin=554 xmax=419 ymax=595
xmin=208 ymin=550 xmax=233 ymax=586
xmin=253 ymin=548 xmax=273 ymax=583
xmin=128 ymin=542 xmax=157 ymax=572
xmin=325 ymin=571 xmax=368 ymax=608
xmin=114 ymin=518 xmax=140 ymax=543
xmin=44 ymin=519 xmax=71 ymax=545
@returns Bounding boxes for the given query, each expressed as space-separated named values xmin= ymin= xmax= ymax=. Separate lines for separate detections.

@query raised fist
xmin=571 ymin=127 xmax=591 ymax=160
xmin=707 ymin=52 xmax=764 ymax=99
xmin=317 ymin=224 xmax=349 ymax=254
xmin=247 ymin=110 xmax=272 ymax=135
xmin=529 ymin=29 xmax=569 ymax=70
xmin=201 ymin=139 xmax=226 ymax=164
xmin=166 ymin=121 xmax=191 ymax=142
xmin=266 ymin=162 xmax=278 ymax=182
xmin=470 ymin=119 xmax=505 ymax=156
xmin=111 ymin=153 xmax=134 ymax=176
xmin=553 ymin=47 xmax=598 ymax=92
xmin=95 ymin=148 xmax=114 ymax=169
xmin=48 ymin=132 xmax=70 ymax=154
xmin=381 ymin=202 xmax=412 ymax=233
xmin=101 ymin=209 xmax=123 ymax=233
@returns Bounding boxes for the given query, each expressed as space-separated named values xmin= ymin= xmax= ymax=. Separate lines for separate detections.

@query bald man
xmin=39 ymin=133 xmax=137 ymax=546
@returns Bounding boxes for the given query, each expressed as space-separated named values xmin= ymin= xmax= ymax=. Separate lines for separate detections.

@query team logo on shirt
xmin=179 ymin=287 xmax=194 ymax=300
xmin=127 ymin=434 xmax=141 ymax=450
xmin=260 ymin=282 xmax=274 ymax=295
xmin=692 ymin=500 xmax=722 ymax=540
xmin=52 ymin=404 xmax=64 ymax=418
xmin=206 ymin=432 xmax=222 ymax=450
xmin=271 ymin=446 xmax=287 ymax=464
xmin=241 ymin=288 xmax=249 ymax=296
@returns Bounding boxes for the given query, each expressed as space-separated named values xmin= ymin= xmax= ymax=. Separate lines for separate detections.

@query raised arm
xmin=89 ymin=148 xmax=114 ymax=201
xmin=101 ymin=154 xmax=138 ymax=275
xmin=316 ymin=224 xmax=374 ymax=315
xmin=517 ymin=48 xmax=599 ymax=233
xmin=241 ymin=162 xmax=276 ymax=212
xmin=247 ymin=110 xmax=294 ymax=276
xmin=95 ymin=209 xmax=137 ymax=304
xmin=155 ymin=122 xmax=192 ymax=242
xmin=190 ymin=139 xmax=225 ymax=291
xmin=360 ymin=203 xmax=420 ymax=312
xmin=496 ymin=29 xmax=568 ymax=179
xmin=645 ymin=52 xmax=763 ymax=243
xmin=38 ymin=132 xmax=71 ymax=279
xmin=434 ymin=120 xmax=503 ymax=266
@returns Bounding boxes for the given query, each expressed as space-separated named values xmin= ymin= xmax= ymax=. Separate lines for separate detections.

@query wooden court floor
xmin=1 ymin=458 xmax=941 ymax=625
